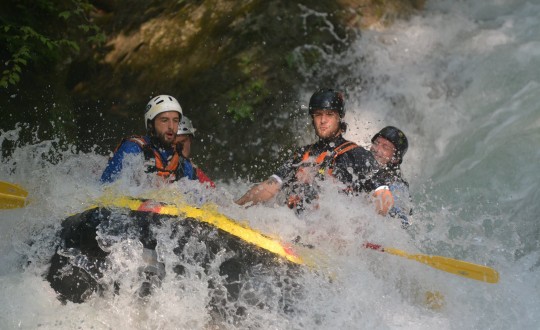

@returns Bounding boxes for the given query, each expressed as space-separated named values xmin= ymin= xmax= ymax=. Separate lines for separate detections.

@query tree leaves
xmin=0 ymin=0 xmax=105 ymax=88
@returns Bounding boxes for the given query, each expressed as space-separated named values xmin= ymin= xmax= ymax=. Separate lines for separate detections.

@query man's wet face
xmin=312 ymin=109 xmax=341 ymax=139
xmin=370 ymin=136 xmax=396 ymax=166
xmin=153 ymin=111 xmax=180 ymax=147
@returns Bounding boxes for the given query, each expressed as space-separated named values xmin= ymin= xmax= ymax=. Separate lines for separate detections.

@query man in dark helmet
xmin=370 ymin=126 xmax=408 ymax=167
xmin=236 ymin=89 xmax=376 ymax=212
xmin=367 ymin=126 xmax=412 ymax=226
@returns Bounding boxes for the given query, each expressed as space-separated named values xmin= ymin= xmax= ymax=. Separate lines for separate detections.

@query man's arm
xmin=235 ymin=177 xmax=282 ymax=206
xmin=236 ymin=147 xmax=301 ymax=206
xmin=387 ymin=181 xmax=412 ymax=227
xmin=195 ymin=167 xmax=216 ymax=188
xmin=100 ymin=141 xmax=142 ymax=183
xmin=372 ymin=180 xmax=412 ymax=227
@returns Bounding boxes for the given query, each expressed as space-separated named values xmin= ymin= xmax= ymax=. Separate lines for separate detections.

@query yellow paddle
xmin=0 ymin=181 xmax=28 ymax=209
xmin=364 ymin=242 xmax=499 ymax=283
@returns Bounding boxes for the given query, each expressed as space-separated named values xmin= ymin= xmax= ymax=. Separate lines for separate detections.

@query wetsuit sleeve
xmin=100 ymin=141 xmax=143 ymax=183
xmin=182 ymin=159 xmax=197 ymax=181
xmin=387 ymin=181 xmax=412 ymax=227
xmin=369 ymin=168 xmax=412 ymax=228
xmin=272 ymin=147 xmax=304 ymax=185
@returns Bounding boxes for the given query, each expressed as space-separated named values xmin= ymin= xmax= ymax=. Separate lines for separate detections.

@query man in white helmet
xmin=174 ymin=116 xmax=197 ymax=159
xmin=100 ymin=95 xmax=197 ymax=183
xmin=174 ymin=116 xmax=215 ymax=188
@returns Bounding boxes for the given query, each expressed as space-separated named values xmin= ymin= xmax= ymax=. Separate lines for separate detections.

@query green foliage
xmin=0 ymin=0 xmax=105 ymax=88
xmin=224 ymin=51 xmax=273 ymax=121
xmin=226 ymin=79 xmax=269 ymax=121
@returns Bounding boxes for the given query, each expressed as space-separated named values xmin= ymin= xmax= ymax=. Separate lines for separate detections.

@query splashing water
xmin=2 ymin=0 xmax=540 ymax=328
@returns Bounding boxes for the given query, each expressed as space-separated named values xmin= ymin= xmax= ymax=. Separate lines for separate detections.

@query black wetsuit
xmin=366 ymin=165 xmax=409 ymax=192
xmin=366 ymin=164 xmax=412 ymax=227
xmin=272 ymin=135 xmax=376 ymax=211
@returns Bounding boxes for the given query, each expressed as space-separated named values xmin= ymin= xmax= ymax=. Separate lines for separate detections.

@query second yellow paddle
xmin=364 ymin=242 xmax=499 ymax=284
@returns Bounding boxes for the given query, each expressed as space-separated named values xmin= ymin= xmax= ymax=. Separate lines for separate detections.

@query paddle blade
xmin=0 ymin=181 xmax=28 ymax=209
xmin=410 ymin=253 xmax=499 ymax=284
xmin=385 ymin=247 xmax=500 ymax=284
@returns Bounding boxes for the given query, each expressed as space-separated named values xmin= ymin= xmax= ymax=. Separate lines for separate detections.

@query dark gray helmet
xmin=308 ymin=89 xmax=345 ymax=118
xmin=372 ymin=126 xmax=408 ymax=163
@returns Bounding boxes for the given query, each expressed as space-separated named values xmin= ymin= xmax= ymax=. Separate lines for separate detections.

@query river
xmin=1 ymin=0 xmax=539 ymax=328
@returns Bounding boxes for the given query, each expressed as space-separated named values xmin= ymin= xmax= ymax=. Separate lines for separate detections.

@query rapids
xmin=1 ymin=0 xmax=539 ymax=328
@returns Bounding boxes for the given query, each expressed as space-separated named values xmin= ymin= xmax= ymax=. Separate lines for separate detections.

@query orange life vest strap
xmin=154 ymin=152 xmax=180 ymax=177
xmin=116 ymin=136 xmax=181 ymax=179
xmin=301 ymin=141 xmax=358 ymax=165
xmin=287 ymin=141 xmax=359 ymax=210
xmin=332 ymin=141 xmax=359 ymax=157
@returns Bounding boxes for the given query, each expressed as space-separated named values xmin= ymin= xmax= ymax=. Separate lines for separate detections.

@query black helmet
xmin=372 ymin=126 xmax=408 ymax=163
xmin=308 ymin=89 xmax=345 ymax=117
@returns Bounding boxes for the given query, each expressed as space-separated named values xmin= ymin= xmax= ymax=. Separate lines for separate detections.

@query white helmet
xmin=144 ymin=95 xmax=183 ymax=129
xmin=177 ymin=116 xmax=197 ymax=136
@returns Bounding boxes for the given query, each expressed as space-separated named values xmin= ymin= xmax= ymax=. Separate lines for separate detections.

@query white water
xmin=1 ymin=0 xmax=540 ymax=328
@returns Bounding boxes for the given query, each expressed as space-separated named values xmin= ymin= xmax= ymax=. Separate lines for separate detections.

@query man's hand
xmin=372 ymin=185 xmax=394 ymax=215
xmin=235 ymin=178 xmax=282 ymax=206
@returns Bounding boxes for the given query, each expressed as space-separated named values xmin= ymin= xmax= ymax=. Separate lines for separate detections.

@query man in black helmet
xmin=236 ymin=89 xmax=376 ymax=212
xmin=367 ymin=126 xmax=412 ymax=226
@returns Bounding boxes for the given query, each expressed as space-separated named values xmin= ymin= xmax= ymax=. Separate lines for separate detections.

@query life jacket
xmin=299 ymin=141 xmax=359 ymax=177
xmin=287 ymin=141 xmax=359 ymax=210
xmin=114 ymin=136 xmax=185 ymax=181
